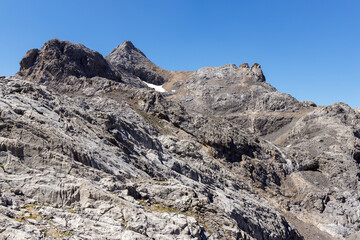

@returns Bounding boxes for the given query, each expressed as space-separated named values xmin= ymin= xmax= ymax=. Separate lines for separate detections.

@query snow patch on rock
xmin=144 ymin=81 xmax=166 ymax=92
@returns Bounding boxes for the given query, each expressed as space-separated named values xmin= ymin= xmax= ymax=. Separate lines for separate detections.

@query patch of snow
xmin=171 ymin=90 xmax=176 ymax=92
xmin=143 ymin=81 xmax=166 ymax=93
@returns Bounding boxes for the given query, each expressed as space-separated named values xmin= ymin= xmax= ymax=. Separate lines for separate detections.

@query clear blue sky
xmin=0 ymin=0 xmax=359 ymax=107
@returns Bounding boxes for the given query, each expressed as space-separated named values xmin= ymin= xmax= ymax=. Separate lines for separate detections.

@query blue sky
xmin=0 ymin=0 xmax=359 ymax=107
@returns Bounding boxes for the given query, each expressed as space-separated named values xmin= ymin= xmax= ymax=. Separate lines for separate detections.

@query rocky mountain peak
xmin=112 ymin=40 xmax=147 ymax=57
xmin=106 ymin=41 xmax=168 ymax=85
xmin=17 ymin=38 xmax=122 ymax=82
xmin=239 ymin=63 xmax=250 ymax=68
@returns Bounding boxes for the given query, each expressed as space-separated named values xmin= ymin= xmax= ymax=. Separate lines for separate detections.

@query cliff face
xmin=17 ymin=38 xmax=122 ymax=82
xmin=0 ymin=39 xmax=359 ymax=240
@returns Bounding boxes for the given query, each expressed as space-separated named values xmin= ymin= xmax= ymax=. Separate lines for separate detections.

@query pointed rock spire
xmin=250 ymin=63 xmax=265 ymax=82
xmin=106 ymin=40 xmax=167 ymax=85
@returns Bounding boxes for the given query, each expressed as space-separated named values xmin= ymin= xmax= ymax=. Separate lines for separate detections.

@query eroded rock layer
xmin=0 ymin=39 xmax=359 ymax=240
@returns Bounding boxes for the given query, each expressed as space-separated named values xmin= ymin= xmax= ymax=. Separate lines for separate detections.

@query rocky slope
xmin=0 ymin=38 xmax=359 ymax=240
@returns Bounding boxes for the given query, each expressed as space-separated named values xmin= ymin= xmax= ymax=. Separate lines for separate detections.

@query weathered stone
xmin=106 ymin=40 xmax=167 ymax=85
xmin=17 ymin=38 xmax=122 ymax=82
xmin=1 ymin=39 xmax=359 ymax=240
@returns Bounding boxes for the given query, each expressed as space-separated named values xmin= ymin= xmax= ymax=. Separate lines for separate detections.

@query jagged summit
xmin=17 ymin=38 xmax=122 ymax=82
xmin=110 ymin=40 xmax=147 ymax=57
xmin=106 ymin=40 xmax=169 ymax=85
xmin=250 ymin=63 xmax=266 ymax=82
xmin=239 ymin=63 xmax=250 ymax=68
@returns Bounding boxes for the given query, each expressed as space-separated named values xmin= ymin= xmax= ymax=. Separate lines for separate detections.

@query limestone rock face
xmin=0 ymin=76 xmax=301 ymax=240
xmin=164 ymin=63 xmax=306 ymax=138
xmin=17 ymin=38 xmax=122 ymax=82
xmin=106 ymin=40 xmax=167 ymax=85
xmin=1 ymin=39 xmax=359 ymax=240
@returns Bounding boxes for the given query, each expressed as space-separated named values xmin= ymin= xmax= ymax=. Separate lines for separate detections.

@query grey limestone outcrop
xmin=0 ymin=39 xmax=359 ymax=240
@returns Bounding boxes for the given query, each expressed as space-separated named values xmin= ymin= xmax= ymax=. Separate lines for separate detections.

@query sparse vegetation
xmin=13 ymin=204 xmax=74 ymax=239
xmin=136 ymin=200 xmax=213 ymax=236
xmin=68 ymin=209 xmax=76 ymax=214
xmin=14 ymin=203 xmax=42 ymax=223
xmin=44 ymin=224 xmax=73 ymax=239
xmin=0 ymin=164 xmax=5 ymax=172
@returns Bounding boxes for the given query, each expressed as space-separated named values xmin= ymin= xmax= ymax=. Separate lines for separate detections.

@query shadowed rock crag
xmin=17 ymin=38 xmax=122 ymax=82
